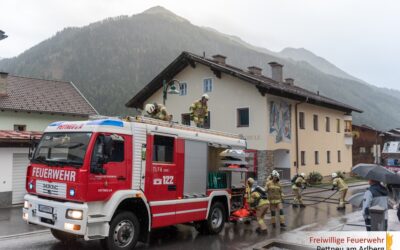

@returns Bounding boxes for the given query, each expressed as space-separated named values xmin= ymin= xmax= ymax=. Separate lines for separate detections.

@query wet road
xmin=0 ymin=185 xmax=368 ymax=250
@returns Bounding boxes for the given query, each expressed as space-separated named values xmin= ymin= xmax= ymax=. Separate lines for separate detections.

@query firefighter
xmin=145 ymin=103 xmax=172 ymax=121
xmin=189 ymin=94 xmax=209 ymax=128
xmin=331 ymin=172 xmax=348 ymax=210
xmin=265 ymin=170 xmax=279 ymax=184
xmin=292 ymin=173 xmax=307 ymax=208
xmin=246 ymin=178 xmax=269 ymax=233
xmin=265 ymin=171 xmax=287 ymax=228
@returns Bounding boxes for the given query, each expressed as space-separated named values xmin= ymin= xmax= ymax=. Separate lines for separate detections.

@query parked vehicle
xmin=382 ymin=141 xmax=400 ymax=172
xmin=22 ymin=116 xmax=247 ymax=249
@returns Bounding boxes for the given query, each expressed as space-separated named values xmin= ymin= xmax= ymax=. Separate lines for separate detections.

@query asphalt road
xmin=0 ymin=184 xmax=368 ymax=250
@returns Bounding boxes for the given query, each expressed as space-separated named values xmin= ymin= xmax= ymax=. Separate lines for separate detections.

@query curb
xmin=0 ymin=229 xmax=49 ymax=241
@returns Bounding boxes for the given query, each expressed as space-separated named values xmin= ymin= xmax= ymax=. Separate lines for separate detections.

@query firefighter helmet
xmin=300 ymin=173 xmax=306 ymax=178
xmin=332 ymin=172 xmax=338 ymax=178
xmin=202 ymin=93 xmax=209 ymax=100
xmin=145 ymin=103 xmax=156 ymax=114
xmin=247 ymin=177 xmax=255 ymax=185
xmin=272 ymin=171 xmax=280 ymax=178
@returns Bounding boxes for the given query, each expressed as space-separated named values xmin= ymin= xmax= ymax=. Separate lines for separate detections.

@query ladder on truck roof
xmin=125 ymin=116 xmax=244 ymax=140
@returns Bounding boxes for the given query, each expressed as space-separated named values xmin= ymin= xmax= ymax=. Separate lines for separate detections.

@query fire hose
xmin=283 ymin=189 xmax=340 ymax=206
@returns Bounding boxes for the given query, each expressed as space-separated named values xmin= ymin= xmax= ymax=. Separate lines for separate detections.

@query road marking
xmin=0 ymin=230 xmax=50 ymax=241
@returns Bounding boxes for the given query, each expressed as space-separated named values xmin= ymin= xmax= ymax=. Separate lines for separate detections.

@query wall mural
xmin=269 ymin=101 xmax=292 ymax=143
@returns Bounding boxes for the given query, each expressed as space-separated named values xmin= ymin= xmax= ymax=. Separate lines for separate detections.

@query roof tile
xmin=0 ymin=75 xmax=98 ymax=116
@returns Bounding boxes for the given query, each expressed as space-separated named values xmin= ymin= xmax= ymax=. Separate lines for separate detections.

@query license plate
xmin=38 ymin=204 xmax=53 ymax=214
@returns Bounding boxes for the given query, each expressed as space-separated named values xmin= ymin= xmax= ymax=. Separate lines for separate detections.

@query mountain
xmin=278 ymin=47 xmax=363 ymax=82
xmin=0 ymin=6 xmax=399 ymax=130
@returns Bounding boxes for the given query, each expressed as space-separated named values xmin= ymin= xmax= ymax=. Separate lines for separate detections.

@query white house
xmin=0 ymin=72 xmax=97 ymax=206
xmin=126 ymin=52 xmax=362 ymax=182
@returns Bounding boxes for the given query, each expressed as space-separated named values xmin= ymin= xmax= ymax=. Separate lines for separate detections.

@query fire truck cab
xmin=22 ymin=116 xmax=247 ymax=249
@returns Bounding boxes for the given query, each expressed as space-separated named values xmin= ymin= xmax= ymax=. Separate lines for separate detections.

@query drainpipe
xmin=295 ymin=97 xmax=308 ymax=175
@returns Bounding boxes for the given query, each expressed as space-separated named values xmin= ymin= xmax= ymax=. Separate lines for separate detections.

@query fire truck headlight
xmin=66 ymin=209 xmax=83 ymax=220
xmin=23 ymin=201 xmax=29 ymax=209
xmin=28 ymin=182 xmax=34 ymax=190
xmin=69 ymin=188 xmax=75 ymax=197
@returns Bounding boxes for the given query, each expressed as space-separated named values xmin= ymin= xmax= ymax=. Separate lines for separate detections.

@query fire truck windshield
xmin=32 ymin=132 xmax=92 ymax=167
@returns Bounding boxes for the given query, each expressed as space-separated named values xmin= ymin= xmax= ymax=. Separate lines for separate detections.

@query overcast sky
xmin=1 ymin=0 xmax=399 ymax=90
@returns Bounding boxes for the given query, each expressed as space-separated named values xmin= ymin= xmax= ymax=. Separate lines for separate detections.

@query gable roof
xmin=125 ymin=51 xmax=362 ymax=113
xmin=0 ymin=74 xmax=98 ymax=116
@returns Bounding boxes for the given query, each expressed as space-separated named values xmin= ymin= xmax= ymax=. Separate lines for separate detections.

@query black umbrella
xmin=352 ymin=163 xmax=400 ymax=184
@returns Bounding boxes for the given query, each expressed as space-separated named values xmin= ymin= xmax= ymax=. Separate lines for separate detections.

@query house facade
xmin=0 ymin=72 xmax=98 ymax=206
xmin=352 ymin=125 xmax=385 ymax=166
xmin=126 ymin=52 xmax=361 ymax=181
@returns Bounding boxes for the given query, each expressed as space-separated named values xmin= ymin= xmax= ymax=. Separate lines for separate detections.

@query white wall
xmin=273 ymin=149 xmax=291 ymax=169
xmin=145 ymin=64 xmax=268 ymax=150
xmin=0 ymin=110 xmax=86 ymax=131
xmin=0 ymin=148 xmax=28 ymax=192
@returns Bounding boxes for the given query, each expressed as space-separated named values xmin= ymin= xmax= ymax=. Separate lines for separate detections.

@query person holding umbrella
xmin=361 ymin=179 xmax=388 ymax=231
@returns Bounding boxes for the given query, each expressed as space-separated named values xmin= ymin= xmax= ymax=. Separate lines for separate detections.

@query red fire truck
xmin=22 ymin=116 xmax=247 ymax=249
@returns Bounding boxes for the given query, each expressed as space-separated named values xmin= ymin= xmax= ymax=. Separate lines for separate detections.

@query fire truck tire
xmin=205 ymin=202 xmax=226 ymax=234
xmin=101 ymin=211 xmax=140 ymax=250
xmin=50 ymin=229 xmax=79 ymax=243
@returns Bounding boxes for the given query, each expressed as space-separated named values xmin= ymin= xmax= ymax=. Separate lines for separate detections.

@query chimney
xmin=212 ymin=54 xmax=226 ymax=65
xmin=247 ymin=66 xmax=262 ymax=76
xmin=284 ymin=78 xmax=294 ymax=86
xmin=268 ymin=62 xmax=283 ymax=82
xmin=0 ymin=72 xmax=8 ymax=96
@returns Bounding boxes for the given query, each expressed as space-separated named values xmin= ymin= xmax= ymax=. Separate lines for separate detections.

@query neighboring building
xmin=0 ymin=72 xmax=98 ymax=206
xmin=126 ymin=52 xmax=362 ymax=181
xmin=352 ymin=124 xmax=385 ymax=166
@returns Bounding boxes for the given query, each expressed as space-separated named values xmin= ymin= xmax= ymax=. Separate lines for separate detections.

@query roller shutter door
xmin=12 ymin=153 xmax=29 ymax=204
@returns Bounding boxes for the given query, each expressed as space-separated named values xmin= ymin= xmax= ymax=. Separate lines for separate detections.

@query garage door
xmin=12 ymin=153 xmax=30 ymax=204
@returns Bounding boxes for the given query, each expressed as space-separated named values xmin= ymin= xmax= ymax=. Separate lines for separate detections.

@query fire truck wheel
xmin=101 ymin=211 xmax=140 ymax=250
xmin=50 ymin=229 xmax=78 ymax=243
xmin=205 ymin=202 xmax=226 ymax=234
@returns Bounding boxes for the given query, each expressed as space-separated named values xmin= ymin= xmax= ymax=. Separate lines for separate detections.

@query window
xmin=345 ymin=120 xmax=352 ymax=132
xmin=338 ymin=150 xmax=341 ymax=162
xmin=325 ymin=117 xmax=330 ymax=132
xmin=91 ymin=134 xmax=125 ymax=171
xmin=153 ymin=135 xmax=174 ymax=163
xmin=181 ymin=113 xmax=191 ymax=125
xmin=179 ymin=82 xmax=187 ymax=96
xmin=14 ymin=124 xmax=26 ymax=131
xmin=313 ymin=115 xmax=318 ymax=131
xmin=203 ymin=78 xmax=213 ymax=93
xmin=204 ymin=111 xmax=211 ymax=129
xmin=327 ymin=151 xmax=331 ymax=163
xmin=237 ymin=108 xmax=249 ymax=127
xmin=336 ymin=119 xmax=341 ymax=133
xmin=299 ymin=112 xmax=305 ymax=129
xmin=360 ymin=147 xmax=366 ymax=153
xmin=109 ymin=136 xmax=125 ymax=162
xmin=301 ymin=151 xmax=306 ymax=166
xmin=315 ymin=151 xmax=319 ymax=165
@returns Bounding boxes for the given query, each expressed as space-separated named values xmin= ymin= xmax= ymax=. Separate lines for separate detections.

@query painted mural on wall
xmin=269 ymin=101 xmax=291 ymax=143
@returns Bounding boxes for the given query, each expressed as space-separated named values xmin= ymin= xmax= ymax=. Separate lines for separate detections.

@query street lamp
xmin=0 ymin=30 xmax=7 ymax=41
xmin=163 ymin=79 xmax=180 ymax=105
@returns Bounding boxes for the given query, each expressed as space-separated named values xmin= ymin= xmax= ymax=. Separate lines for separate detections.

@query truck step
xmin=89 ymin=214 xmax=106 ymax=218
xmin=88 ymin=235 xmax=105 ymax=240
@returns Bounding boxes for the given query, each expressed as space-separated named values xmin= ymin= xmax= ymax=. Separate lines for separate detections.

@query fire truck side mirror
xmin=28 ymin=136 xmax=39 ymax=160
